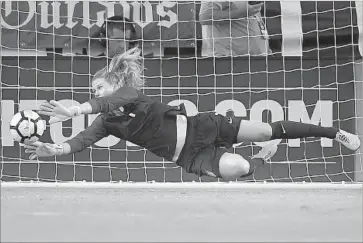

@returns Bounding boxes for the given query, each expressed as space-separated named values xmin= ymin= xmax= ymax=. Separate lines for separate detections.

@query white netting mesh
xmin=0 ymin=1 xmax=362 ymax=183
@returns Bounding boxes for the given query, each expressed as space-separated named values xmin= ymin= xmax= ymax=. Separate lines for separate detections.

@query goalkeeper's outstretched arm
xmin=79 ymin=86 xmax=139 ymax=115
xmin=24 ymin=116 xmax=108 ymax=159
xmin=39 ymin=86 xmax=139 ymax=123
xmin=63 ymin=115 xmax=108 ymax=154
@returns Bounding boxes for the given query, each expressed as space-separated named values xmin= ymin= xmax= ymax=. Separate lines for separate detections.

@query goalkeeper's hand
xmin=38 ymin=100 xmax=82 ymax=124
xmin=23 ymin=141 xmax=63 ymax=160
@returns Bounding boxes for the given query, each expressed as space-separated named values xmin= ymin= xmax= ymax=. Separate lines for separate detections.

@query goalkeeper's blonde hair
xmin=93 ymin=47 xmax=145 ymax=90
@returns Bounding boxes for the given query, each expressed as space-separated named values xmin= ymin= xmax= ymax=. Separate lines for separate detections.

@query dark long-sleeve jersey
xmin=65 ymin=86 xmax=185 ymax=162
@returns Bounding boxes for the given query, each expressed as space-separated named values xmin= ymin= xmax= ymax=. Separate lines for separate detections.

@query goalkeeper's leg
xmin=236 ymin=120 xmax=361 ymax=151
xmin=191 ymin=143 xmax=278 ymax=181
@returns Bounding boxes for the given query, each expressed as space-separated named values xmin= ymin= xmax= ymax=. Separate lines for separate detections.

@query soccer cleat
xmin=334 ymin=130 xmax=361 ymax=151
xmin=252 ymin=142 xmax=278 ymax=163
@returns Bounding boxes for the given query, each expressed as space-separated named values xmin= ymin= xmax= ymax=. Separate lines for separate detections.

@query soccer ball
xmin=9 ymin=110 xmax=46 ymax=144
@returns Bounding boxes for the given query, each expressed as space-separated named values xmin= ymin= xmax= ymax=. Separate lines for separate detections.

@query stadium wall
xmin=0 ymin=57 xmax=359 ymax=182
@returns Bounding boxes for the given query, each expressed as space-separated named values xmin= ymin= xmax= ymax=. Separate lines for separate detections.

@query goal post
xmin=354 ymin=59 xmax=363 ymax=182
xmin=1 ymin=1 xmax=363 ymax=184
xmin=354 ymin=0 xmax=363 ymax=182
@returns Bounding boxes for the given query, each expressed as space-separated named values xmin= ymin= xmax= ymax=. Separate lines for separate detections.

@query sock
xmin=239 ymin=157 xmax=264 ymax=179
xmin=270 ymin=121 xmax=338 ymax=140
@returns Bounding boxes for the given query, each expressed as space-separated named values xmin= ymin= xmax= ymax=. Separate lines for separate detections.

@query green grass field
xmin=1 ymin=185 xmax=362 ymax=242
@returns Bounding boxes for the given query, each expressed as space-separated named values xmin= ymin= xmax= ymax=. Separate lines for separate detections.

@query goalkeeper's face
xmin=92 ymin=78 xmax=116 ymax=98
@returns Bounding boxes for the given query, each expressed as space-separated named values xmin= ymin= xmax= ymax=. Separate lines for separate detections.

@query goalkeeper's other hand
xmin=23 ymin=141 xmax=63 ymax=160
xmin=38 ymin=100 xmax=81 ymax=124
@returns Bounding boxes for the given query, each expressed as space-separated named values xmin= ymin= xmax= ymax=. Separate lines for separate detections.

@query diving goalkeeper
xmin=24 ymin=48 xmax=361 ymax=180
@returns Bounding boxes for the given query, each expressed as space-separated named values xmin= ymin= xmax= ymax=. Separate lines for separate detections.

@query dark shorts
xmin=176 ymin=113 xmax=241 ymax=178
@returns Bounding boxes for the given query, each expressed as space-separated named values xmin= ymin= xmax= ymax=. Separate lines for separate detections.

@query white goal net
xmin=1 ymin=1 xmax=362 ymax=183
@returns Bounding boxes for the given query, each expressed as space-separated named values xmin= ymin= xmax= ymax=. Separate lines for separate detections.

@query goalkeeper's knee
xmin=219 ymin=153 xmax=250 ymax=181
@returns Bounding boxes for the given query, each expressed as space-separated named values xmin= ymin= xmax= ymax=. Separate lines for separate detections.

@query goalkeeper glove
xmin=39 ymin=100 xmax=82 ymax=124
xmin=23 ymin=141 xmax=64 ymax=160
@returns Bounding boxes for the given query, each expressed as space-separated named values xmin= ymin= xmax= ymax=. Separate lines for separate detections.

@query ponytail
xmin=93 ymin=47 xmax=145 ymax=90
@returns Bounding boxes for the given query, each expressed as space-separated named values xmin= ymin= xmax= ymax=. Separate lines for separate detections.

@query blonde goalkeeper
xmin=24 ymin=48 xmax=361 ymax=180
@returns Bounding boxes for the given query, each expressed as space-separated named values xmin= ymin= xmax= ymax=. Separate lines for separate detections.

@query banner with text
xmin=0 ymin=1 xmax=197 ymax=49
xmin=1 ymin=1 xmax=361 ymax=57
